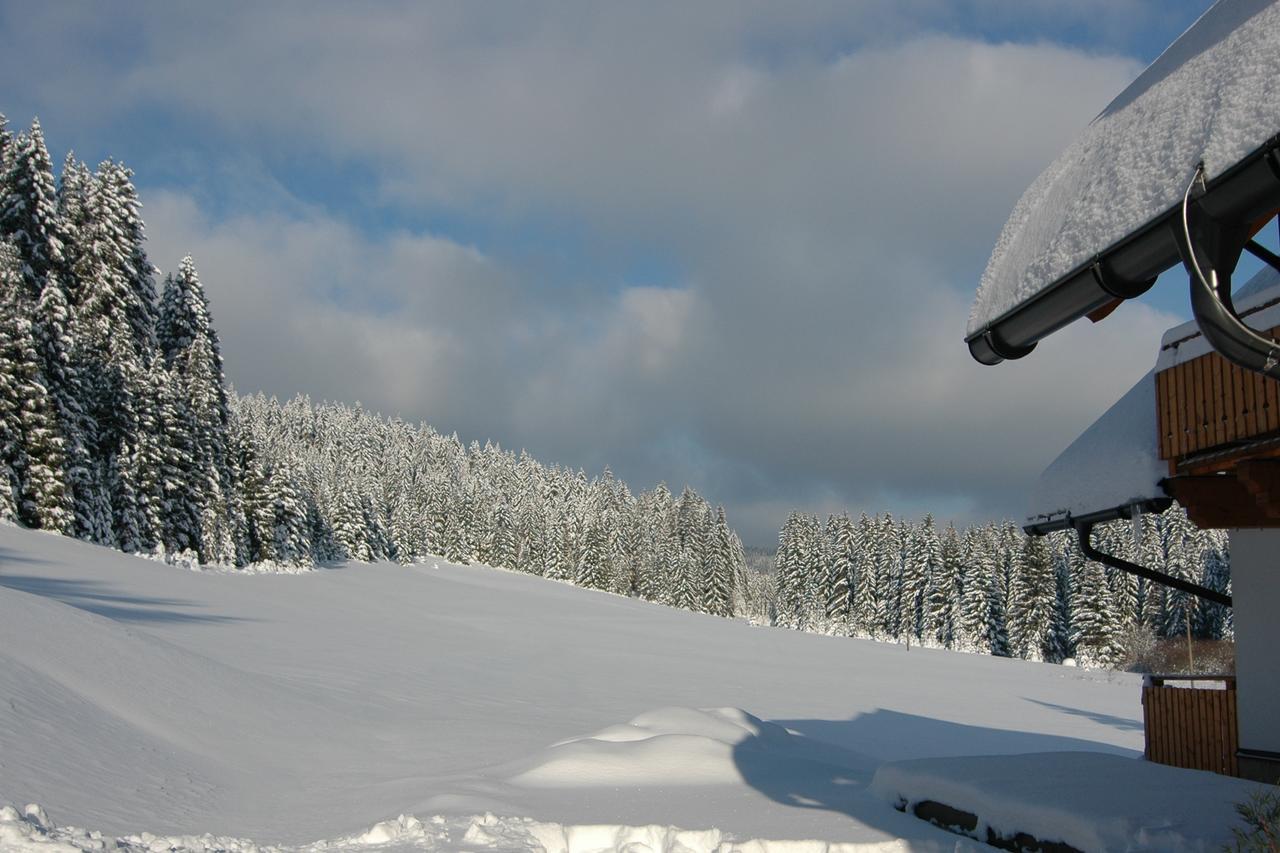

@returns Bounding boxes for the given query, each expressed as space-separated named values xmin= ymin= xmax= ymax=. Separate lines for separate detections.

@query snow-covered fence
xmin=1142 ymin=674 xmax=1238 ymax=777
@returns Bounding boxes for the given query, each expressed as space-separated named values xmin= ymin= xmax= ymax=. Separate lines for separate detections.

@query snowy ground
xmin=0 ymin=524 xmax=1255 ymax=851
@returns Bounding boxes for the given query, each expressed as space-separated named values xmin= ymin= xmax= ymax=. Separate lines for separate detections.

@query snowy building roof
xmin=1026 ymin=265 xmax=1280 ymax=532
xmin=1024 ymin=370 xmax=1168 ymax=534
xmin=968 ymin=0 xmax=1280 ymax=350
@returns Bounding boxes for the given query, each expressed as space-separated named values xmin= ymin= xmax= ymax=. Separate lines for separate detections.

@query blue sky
xmin=0 ymin=1 xmax=1226 ymax=544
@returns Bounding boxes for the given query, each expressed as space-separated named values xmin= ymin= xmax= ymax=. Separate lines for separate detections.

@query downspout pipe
xmin=1177 ymin=159 xmax=1280 ymax=380
xmin=1075 ymin=519 xmax=1232 ymax=608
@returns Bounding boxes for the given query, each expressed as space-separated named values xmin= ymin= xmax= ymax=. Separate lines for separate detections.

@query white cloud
xmin=4 ymin=2 xmax=1195 ymax=543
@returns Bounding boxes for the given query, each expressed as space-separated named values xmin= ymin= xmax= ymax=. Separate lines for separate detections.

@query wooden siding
xmin=1143 ymin=677 xmax=1239 ymax=777
xmin=1157 ymin=331 xmax=1280 ymax=462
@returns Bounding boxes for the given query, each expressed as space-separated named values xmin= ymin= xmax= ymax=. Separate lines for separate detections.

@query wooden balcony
xmin=1156 ymin=333 xmax=1280 ymax=461
xmin=1156 ymin=322 xmax=1280 ymax=528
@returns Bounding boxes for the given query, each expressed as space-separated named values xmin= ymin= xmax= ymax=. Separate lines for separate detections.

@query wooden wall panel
xmin=1156 ymin=325 xmax=1280 ymax=461
xmin=1143 ymin=681 xmax=1239 ymax=777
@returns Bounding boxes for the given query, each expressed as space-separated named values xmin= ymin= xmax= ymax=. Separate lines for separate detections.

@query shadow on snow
xmin=732 ymin=708 xmax=1139 ymax=831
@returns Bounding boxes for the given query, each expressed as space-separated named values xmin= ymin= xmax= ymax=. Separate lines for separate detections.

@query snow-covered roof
xmin=1025 ymin=370 xmax=1167 ymax=531
xmin=969 ymin=0 xmax=1280 ymax=338
xmin=1027 ymin=264 xmax=1280 ymax=529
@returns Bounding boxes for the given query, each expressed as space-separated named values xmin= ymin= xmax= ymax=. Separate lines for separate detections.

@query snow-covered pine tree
xmin=800 ymin=514 xmax=827 ymax=626
xmin=1072 ymin=553 xmax=1125 ymax=668
xmin=1 ymin=120 xmax=67 ymax=300
xmin=1043 ymin=532 xmax=1076 ymax=663
xmin=825 ymin=513 xmax=856 ymax=626
xmin=915 ymin=514 xmax=943 ymax=642
xmin=1197 ymin=530 xmax=1231 ymax=640
xmin=576 ymin=506 xmax=610 ymax=591
xmin=849 ymin=513 xmax=877 ymax=637
xmin=703 ymin=506 xmax=735 ymax=617
xmin=774 ymin=512 xmax=804 ymax=628
xmin=0 ymin=245 xmax=62 ymax=525
xmin=931 ymin=523 xmax=961 ymax=648
xmin=880 ymin=512 xmax=911 ymax=637
xmin=956 ymin=527 xmax=992 ymax=652
xmin=1157 ymin=505 xmax=1197 ymax=640
xmin=1008 ymin=533 xmax=1054 ymax=660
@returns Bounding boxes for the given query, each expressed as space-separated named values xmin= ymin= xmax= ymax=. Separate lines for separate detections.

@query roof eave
xmin=967 ymin=135 xmax=1280 ymax=366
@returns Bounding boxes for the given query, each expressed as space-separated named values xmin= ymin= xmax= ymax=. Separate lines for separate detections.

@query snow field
xmin=3 ymin=522 xmax=1250 ymax=851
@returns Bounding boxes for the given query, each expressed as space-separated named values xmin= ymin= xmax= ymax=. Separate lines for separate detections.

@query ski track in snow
xmin=4 ymin=523 xmax=1252 ymax=851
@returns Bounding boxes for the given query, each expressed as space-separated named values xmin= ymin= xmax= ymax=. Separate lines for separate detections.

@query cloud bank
xmin=1 ymin=2 xmax=1194 ymax=543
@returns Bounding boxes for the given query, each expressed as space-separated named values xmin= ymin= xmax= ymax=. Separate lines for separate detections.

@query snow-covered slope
xmin=0 ymin=523 xmax=1226 ymax=850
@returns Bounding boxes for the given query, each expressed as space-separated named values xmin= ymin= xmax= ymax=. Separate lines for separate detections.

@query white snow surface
xmin=969 ymin=0 xmax=1280 ymax=336
xmin=0 ymin=524 xmax=1254 ymax=850
xmin=870 ymin=752 xmax=1271 ymax=852
xmin=1026 ymin=370 xmax=1166 ymax=526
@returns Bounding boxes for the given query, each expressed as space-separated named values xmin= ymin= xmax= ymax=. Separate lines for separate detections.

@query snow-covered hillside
xmin=0 ymin=523 xmax=1254 ymax=851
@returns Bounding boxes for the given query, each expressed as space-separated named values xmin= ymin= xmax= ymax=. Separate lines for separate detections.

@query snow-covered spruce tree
xmin=1008 ymin=533 xmax=1054 ymax=660
xmin=1 ymin=120 xmax=67 ymax=301
xmin=156 ymin=256 xmax=235 ymax=562
xmin=1072 ymin=553 xmax=1126 ymax=668
xmin=956 ymin=527 xmax=993 ymax=652
xmin=0 ymin=244 xmax=63 ymax=525
xmin=65 ymin=159 xmax=164 ymax=549
xmin=576 ymin=504 xmax=610 ymax=591
xmin=2 ymin=121 xmax=101 ymax=538
xmin=1197 ymin=530 xmax=1231 ymax=640
xmin=878 ymin=514 xmax=904 ymax=639
xmin=825 ymin=513 xmax=856 ymax=626
xmin=773 ymin=512 xmax=804 ymax=628
xmin=703 ymin=506 xmax=736 ymax=618
xmin=913 ymin=514 xmax=943 ymax=643
xmin=1044 ymin=533 xmax=1076 ymax=664
xmin=1156 ymin=505 xmax=1198 ymax=640
xmin=849 ymin=513 xmax=877 ymax=637
xmin=931 ymin=523 xmax=962 ymax=648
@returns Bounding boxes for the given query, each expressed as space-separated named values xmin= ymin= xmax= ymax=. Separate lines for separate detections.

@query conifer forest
xmin=0 ymin=114 xmax=1233 ymax=671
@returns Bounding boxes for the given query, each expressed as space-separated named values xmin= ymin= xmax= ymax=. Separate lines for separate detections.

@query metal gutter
xmin=1023 ymin=498 xmax=1170 ymax=537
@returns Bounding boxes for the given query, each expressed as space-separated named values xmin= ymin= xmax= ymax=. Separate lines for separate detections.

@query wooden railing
xmin=1142 ymin=674 xmax=1238 ymax=777
xmin=1156 ymin=324 xmax=1280 ymax=463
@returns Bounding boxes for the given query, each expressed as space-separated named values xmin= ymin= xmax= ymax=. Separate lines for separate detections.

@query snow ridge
xmin=0 ymin=804 xmax=928 ymax=853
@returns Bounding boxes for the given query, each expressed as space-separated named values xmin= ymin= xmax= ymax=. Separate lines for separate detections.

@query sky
xmin=0 ymin=1 xmax=1224 ymax=546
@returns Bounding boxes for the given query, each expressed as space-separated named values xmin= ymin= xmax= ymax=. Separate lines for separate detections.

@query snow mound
xmin=507 ymin=707 xmax=840 ymax=788
xmin=869 ymin=752 xmax=1267 ymax=852
xmin=0 ymin=523 xmax=1142 ymax=848
xmin=970 ymin=0 xmax=1280 ymax=335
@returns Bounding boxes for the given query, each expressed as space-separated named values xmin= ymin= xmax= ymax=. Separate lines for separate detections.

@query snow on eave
xmin=969 ymin=0 xmax=1280 ymax=339
xmin=1026 ymin=369 xmax=1167 ymax=529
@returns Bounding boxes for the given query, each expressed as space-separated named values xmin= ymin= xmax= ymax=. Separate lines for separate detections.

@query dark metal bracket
xmin=1074 ymin=518 xmax=1232 ymax=608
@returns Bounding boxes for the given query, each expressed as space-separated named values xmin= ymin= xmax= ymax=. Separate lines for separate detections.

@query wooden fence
xmin=1143 ymin=674 xmax=1238 ymax=777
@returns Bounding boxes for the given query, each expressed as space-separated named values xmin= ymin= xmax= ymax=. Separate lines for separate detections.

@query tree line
xmin=0 ymin=112 xmax=751 ymax=616
xmin=772 ymin=506 xmax=1231 ymax=668
xmin=0 ymin=112 xmax=1233 ymax=670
